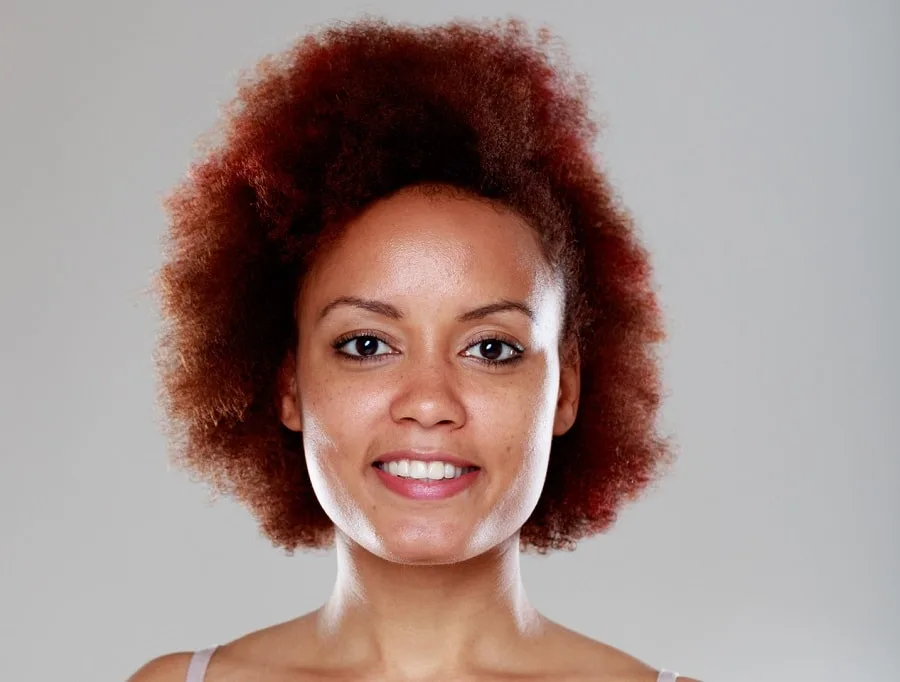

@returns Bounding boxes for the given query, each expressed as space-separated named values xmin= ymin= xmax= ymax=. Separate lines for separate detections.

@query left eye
xmin=463 ymin=339 xmax=520 ymax=363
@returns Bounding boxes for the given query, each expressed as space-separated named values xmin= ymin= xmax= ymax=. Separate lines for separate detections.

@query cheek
xmin=496 ymin=362 xmax=559 ymax=484
xmin=298 ymin=398 xmax=381 ymax=541
xmin=295 ymin=363 xmax=356 ymax=481
xmin=296 ymin=367 xmax=389 ymax=513
xmin=305 ymin=372 xmax=388 ymax=440
xmin=476 ymin=362 xmax=558 ymax=440
xmin=298 ymin=355 xmax=384 ymax=432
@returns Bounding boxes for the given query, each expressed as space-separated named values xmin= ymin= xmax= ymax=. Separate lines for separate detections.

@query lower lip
xmin=373 ymin=464 xmax=481 ymax=500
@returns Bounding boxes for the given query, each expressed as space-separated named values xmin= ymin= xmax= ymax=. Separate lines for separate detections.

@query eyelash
xmin=331 ymin=330 xmax=526 ymax=367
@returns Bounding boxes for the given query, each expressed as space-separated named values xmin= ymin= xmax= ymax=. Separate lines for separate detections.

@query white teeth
xmin=427 ymin=461 xmax=445 ymax=480
xmin=378 ymin=459 xmax=475 ymax=481
xmin=410 ymin=460 xmax=428 ymax=479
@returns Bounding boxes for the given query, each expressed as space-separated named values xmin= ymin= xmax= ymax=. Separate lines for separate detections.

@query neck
xmin=312 ymin=530 xmax=547 ymax=678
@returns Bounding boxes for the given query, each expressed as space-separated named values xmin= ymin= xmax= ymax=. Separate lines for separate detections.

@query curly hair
xmin=154 ymin=15 xmax=674 ymax=554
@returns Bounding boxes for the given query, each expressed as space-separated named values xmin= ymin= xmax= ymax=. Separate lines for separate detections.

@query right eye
xmin=333 ymin=334 xmax=395 ymax=361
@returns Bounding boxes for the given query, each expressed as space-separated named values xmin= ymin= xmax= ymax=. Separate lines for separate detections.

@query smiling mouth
xmin=373 ymin=460 xmax=480 ymax=482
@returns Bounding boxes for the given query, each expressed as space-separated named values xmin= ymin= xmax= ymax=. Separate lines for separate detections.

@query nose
xmin=389 ymin=354 xmax=467 ymax=430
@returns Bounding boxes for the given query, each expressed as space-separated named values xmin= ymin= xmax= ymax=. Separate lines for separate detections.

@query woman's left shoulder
xmin=545 ymin=620 xmax=702 ymax=681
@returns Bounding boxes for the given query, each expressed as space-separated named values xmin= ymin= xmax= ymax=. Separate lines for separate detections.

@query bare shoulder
xmin=126 ymin=652 xmax=194 ymax=682
xmin=541 ymin=619 xmax=703 ymax=682
xmin=123 ymin=612 xmax=316 ymax=681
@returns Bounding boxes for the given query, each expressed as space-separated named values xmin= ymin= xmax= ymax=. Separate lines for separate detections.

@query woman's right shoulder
xmin=126 ymin=652 xmax=194 ymax=682
xmin=125 ymin=613 xmax=315 ymax=681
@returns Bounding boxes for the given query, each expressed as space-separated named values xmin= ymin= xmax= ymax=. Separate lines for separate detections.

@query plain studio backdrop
xmin=1 ymin=1 xmax=897 ymax=681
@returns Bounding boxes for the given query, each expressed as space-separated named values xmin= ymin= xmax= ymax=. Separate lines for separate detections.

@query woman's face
xmin=279 ymin=186 xmax=579 ymax=564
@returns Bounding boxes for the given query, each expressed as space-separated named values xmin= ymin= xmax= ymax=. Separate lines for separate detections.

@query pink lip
xmin=373 ymin=464 xmax=481 ymax=500
xmin=375 ymin=450 xmax=479 ymax=469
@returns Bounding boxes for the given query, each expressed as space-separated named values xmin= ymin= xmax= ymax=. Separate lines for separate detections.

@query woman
xmin=131 ymin=15 xmax=698 ymax=682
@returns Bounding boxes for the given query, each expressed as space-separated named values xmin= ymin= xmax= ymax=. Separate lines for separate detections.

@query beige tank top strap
xmin=184 ymin=646 xmax=217 ymax=682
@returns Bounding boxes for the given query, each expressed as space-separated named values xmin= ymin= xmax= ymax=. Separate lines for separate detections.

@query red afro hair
xmin=154 ymin=16 xmax=674 ymax=554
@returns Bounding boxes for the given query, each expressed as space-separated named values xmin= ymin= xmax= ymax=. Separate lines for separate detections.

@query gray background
xmin=1 ymin=1 xmax=897 ymax=681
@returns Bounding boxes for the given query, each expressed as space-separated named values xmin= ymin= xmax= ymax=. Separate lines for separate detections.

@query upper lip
xmin=374 ymin=450 xmax=480 ymax=469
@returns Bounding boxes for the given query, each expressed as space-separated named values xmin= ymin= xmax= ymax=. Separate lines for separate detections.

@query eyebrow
xmin=316 ymin=295 xmax=535 ymax=324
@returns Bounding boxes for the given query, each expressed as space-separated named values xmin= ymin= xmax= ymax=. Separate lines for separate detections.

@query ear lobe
xmin=280 ymin=393 xmax=303 ymax=432
xmin=277 ymin=353 xmax=303 ymax=432
xmin=552 ymin=339 xmax=581 ymax=437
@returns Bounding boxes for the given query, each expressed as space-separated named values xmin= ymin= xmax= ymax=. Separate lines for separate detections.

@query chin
xmin=376 ymin=520 xmax=476 ymax=565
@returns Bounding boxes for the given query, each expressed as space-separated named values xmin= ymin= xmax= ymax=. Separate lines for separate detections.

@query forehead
xmin=304 ymin=188 xmax=557 ymax=304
